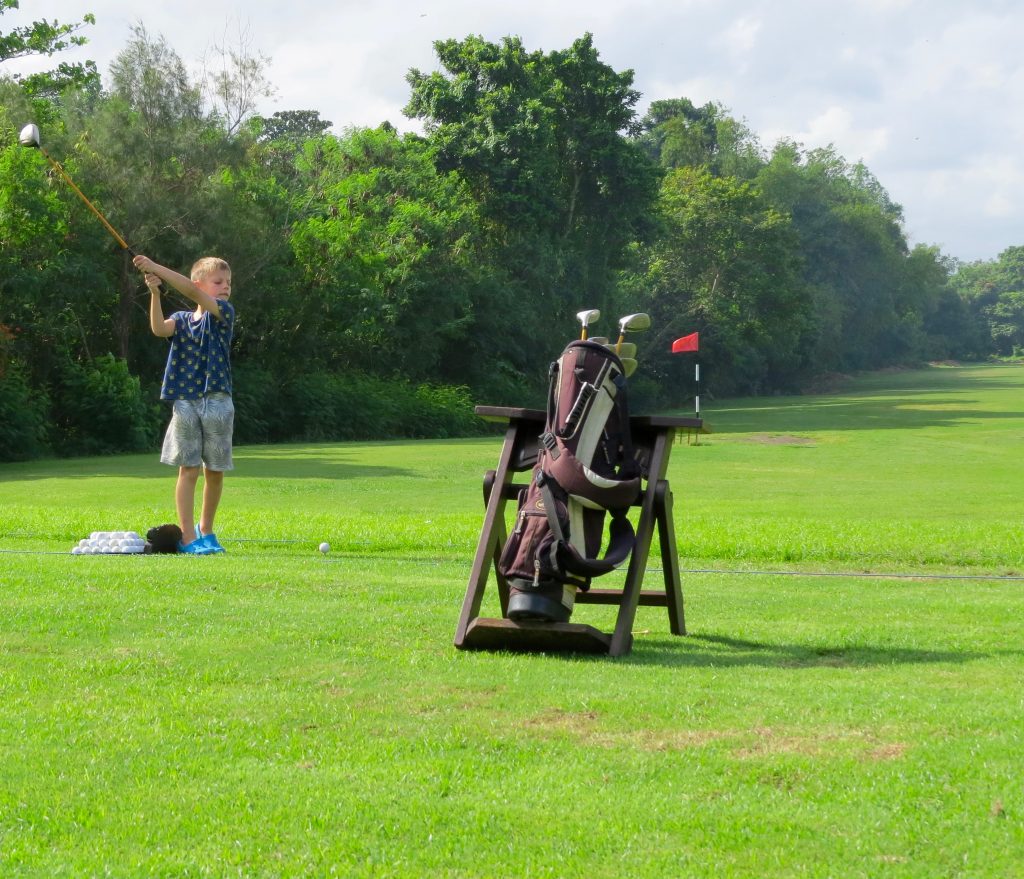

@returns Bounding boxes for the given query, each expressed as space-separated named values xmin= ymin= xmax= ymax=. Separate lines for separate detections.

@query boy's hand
xmin=144 ymin=273 xmax=162 ymax=291
xmin=132 ymin=254 xmax=156 ymax=274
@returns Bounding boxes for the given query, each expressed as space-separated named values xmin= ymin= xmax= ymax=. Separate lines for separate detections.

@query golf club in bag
xmin=18 ymin=123 xmax=135 ymax=256
xmin=497 ymin=312 xmax=651 ymax=623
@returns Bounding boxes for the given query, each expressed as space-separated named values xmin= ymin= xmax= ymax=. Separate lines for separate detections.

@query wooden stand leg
xmin=655 ymin=480 xmax=686 ymax=635
xmin=609 ymin=501 xmax=654 ymax=656
xmin=454 ymin=423 xmax=519 ymax=648
xmin=609 ymin=429 xmax=678 ymax=656
xmin=482 ymin=470 xmax=511 ymax=616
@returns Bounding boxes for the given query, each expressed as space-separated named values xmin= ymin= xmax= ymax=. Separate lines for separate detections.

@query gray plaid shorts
xmin=161 ymin=392 xmax=234 ymax=471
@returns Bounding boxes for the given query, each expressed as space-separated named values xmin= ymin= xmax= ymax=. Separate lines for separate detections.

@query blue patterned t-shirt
xmin=160 ymin=301 xmax=235 ymax=400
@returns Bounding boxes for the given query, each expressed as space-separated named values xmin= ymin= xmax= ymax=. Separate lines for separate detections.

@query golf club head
xmin=620 ymin=357 xmax=638 ymax=378
xmin=608 ymin=342 xmax=636 ymax=359
xmin=19 ymin=123 xmax=41 ymax=148
xmin=589 ymin=336 xmax=609 ymax=345
xmin=576 ymin=308 xmax=600 ymax=339
xmin=617 ymin=312 xmax=651 ymax=334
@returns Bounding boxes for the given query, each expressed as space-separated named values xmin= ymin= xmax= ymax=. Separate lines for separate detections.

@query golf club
xmin=607 ymin=341 xmax=636 ymax=359
xmin=620 ymin=357 xmax=638 ymax=378
xmin=19 ymin=123 xmax=135 ymax=256
xmin=614 ymin=312 xmax=651 ymax=354
xmin=576 ymin=309 xmax=600 ymax=340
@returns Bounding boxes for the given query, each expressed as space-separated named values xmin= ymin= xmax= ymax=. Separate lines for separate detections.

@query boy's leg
xmin=176 ymin=466 xmax=202 ymax=545
xmin=199 ymin=468 xmax=224 ymax=537
xmin=195 ymin=393 xmax=233 ymax=552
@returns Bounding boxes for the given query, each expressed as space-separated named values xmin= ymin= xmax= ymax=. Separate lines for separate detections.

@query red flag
xmin=671 ymin=332 xmax=699 ymax=353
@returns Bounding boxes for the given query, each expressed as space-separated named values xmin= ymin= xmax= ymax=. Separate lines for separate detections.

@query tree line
xmin=1 ymin=16 xmax=1021 ymax=461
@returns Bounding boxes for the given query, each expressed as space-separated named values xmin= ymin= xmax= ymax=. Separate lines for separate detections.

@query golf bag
xmin=498 ymin=339 xmax=641 ymax=623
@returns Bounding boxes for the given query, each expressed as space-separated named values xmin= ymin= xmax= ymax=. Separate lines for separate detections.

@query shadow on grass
xmin=0 ymin=451 xmax=414 ymax=482
xmin=704 ymin=395 xmax=1021 ymax=435
xmin=686 ymin=366 xmax=1024 ymax=435
xmin=619 ymin=632 xmax=986 ymax=668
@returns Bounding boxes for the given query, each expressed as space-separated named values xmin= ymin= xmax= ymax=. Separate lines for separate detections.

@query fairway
xmin=2 ymin=363 xmax=1023 ymax=876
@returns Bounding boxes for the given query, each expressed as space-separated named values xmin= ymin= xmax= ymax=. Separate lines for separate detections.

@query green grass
xmin=1 ymin=363 xmax=1023 ymax=877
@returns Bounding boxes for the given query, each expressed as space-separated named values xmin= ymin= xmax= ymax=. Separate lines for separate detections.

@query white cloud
xmin=719 ymin=16 xmax=762 ymax=57
xmin=789 ymin=106 xmax=891 ymax=163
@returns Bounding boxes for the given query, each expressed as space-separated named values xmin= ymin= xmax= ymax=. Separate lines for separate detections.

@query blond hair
xmin=190 ymin=257 xmax=231 ymax=282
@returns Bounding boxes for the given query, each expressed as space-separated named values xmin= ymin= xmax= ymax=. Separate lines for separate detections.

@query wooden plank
xmin=475 ymin=405 xmax=703 ymax=432
xmin=576 ymin=589 xmax=669 ymax=607
xmin=460 ymin=618 xmax=625 ymax=654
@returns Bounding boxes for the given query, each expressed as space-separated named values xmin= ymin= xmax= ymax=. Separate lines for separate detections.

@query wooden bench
xmin=454 ymin=406 xmax=702 ymax=657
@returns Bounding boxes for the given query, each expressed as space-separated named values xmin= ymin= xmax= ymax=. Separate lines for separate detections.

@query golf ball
xmin=319 ymin=542 xmax=330 ymax=554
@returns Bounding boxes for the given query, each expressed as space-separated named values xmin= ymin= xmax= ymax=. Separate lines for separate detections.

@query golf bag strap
xmin=538 ymin=472 xmax=566 ymax=544
xmin=539 ymin=473 xmax=636 ymax=578
xmin=557 ymin=510 xmax=635 ymax=577
xmin=614 ymin=375 xmax=640 ymax=479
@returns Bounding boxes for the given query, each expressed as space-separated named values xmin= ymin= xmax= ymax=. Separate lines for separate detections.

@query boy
xmin=134 ymin=253 xmax=235 ymax=555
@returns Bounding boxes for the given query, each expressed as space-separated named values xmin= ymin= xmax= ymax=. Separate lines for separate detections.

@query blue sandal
xmin=199 ymin=533 xmax=225 ymax=553
xmin=178 ymin=537 xmax=213 ymax=555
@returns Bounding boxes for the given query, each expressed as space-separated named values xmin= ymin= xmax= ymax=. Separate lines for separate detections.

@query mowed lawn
xmin=1 ymin=363 xmax=1022 ymax=877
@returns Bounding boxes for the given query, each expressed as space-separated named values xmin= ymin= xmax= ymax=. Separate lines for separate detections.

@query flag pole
xmin=669 ymin=330 xmax=701 ymax=443
xmin=694 ymin=361 xmax=700 ymax=445
xmin=695 ymin=362 xmax=700 ymax=417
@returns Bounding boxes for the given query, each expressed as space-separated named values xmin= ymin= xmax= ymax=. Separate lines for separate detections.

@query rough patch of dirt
xmin=741 ymin=433 xmax=816 ymax=446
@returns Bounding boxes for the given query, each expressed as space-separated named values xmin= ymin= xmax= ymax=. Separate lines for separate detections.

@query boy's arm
xmin=146 ymin=273 xmax=175 ymax=338
xmin=133 ymin=254 xmax=223 ymax=320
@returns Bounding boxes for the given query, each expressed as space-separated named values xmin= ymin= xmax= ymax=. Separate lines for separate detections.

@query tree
xmin=405 ymin=32 xmax=660 ymax=365
xmin=756 ymin=142 xmax=914 ymax=371
xmin=286 ymin=125 xmax=489 ymax=383
xmin=638 ymin=98 xmax=719 ymax=169
xmin=632 ymin=167 xmax=808 ymax=397
xmin=255 ymin=109 xmax=332 ymax=143
xmin=952 ymin=246 xmax=1024 ymax=356
xmin=637 ymin=98 xmax=763 ymax=179
xmin=201 ymin=19 xmax=276 ymax=136
xmin=0 ymin=0 xmax=98 ymax=97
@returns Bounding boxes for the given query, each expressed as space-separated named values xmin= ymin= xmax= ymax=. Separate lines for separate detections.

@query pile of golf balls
xmin=71 ymin=531 xmax=146 ymax=554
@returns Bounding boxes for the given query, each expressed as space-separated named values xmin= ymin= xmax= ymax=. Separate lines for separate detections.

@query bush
xmin=272 ymin=371 xmax=485 ymax=442
xmin=0 ymin=366 xmax=50 ymax=461
xmin=49 ymin=354 xmax=159 ymax=456
xmin=410 ymin=383 xmax=482 ymax=438
xmin=231 ymin=364 xmax=281 ymax=445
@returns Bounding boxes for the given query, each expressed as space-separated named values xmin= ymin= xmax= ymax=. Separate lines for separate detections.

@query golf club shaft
xmin=41 ymin=149 xmax=133 ymax=253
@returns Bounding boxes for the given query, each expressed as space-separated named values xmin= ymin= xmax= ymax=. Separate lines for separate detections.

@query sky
xmin=5 ymin=0 xmax=1024 ymax=262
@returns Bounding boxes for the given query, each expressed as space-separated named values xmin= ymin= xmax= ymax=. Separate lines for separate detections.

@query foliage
xmin=0 ymin=25 xmax=1014 ymax=461
xmin=629 ymin=167 xmax=808 ymax=397
xmin=406 ymin=33 xmax=661 ymax=364
xmin=951 ymin=245 xmax=1024 ymax=356
xmin=48 ymin=353 xmax=157 ymax=456
xmin=274 ymin=371 xmax=484 ymax=442
xmin=0 ymin=360 xmax=47 ymax=459
xmin=286 ymin=126 xmax=485 ymax=382
xmin=0 ymin=0 xmax=98 ymax=98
